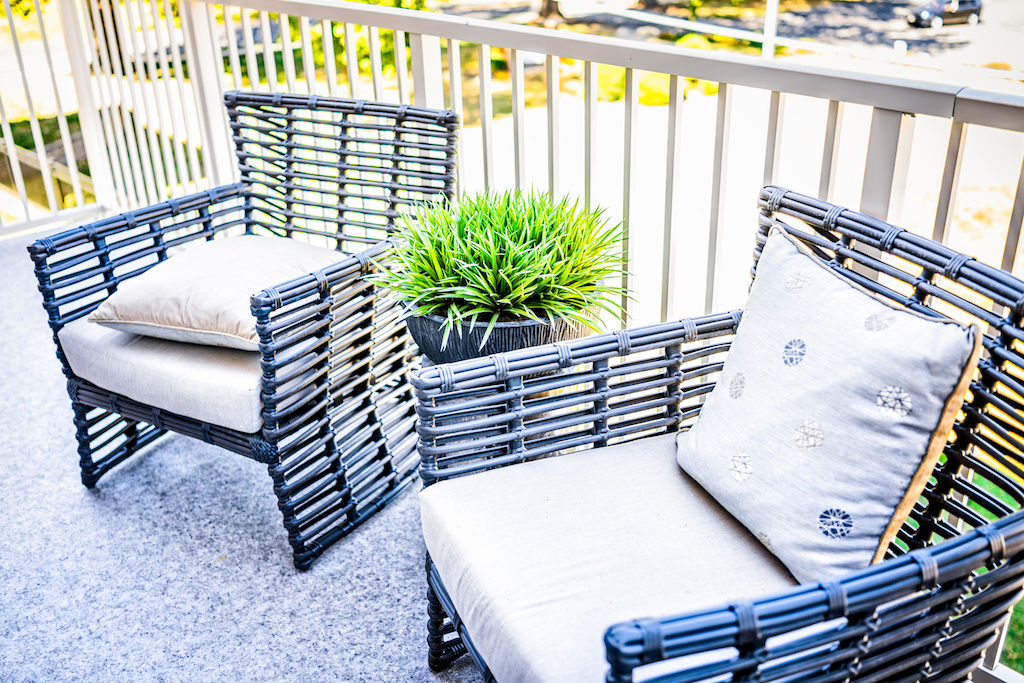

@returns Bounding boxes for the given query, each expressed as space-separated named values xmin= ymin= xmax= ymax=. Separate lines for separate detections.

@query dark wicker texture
xmin=412 ymin=186 xmax=1024 ymax=681
xmin=28 ymin=91 xmax=459 ymax=570
xmin=405 ymin=313 xmax=586 ymax=364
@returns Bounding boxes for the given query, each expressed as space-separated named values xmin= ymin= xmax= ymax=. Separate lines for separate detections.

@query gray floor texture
xmin=0 ymin=230 xmax=478 ymax=682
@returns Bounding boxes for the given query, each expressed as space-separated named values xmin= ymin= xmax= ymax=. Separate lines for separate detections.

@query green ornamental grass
xmin=377 ymin=190 xmax=627 ymax=349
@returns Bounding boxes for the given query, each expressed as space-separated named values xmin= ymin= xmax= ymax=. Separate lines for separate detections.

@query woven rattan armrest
xmin=250 ymin=238 xmax=417 ymax=460
xmin=28 ymin=183 xmax=247 ymax=331
xmin=411 ymin=310 xmax=743 ymax=486
xmin=602 ymin=511 xmax=1024 ymax=683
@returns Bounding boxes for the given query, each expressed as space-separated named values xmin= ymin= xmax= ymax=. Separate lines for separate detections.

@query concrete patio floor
xmin=0 ymin=231 xmax=477 ymax=681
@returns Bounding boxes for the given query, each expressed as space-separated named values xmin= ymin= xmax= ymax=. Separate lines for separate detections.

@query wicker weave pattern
xmin=29 ymin=92 xmax=459 ymax=569
xmin=413 ymin=186 xmax=1024 ymax=680
xmin=226 ymin=91 xmax=458 ymax=251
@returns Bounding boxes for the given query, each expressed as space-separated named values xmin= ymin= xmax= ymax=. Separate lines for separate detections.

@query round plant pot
xmin=406 ymin=313 xmax=586 ymax=365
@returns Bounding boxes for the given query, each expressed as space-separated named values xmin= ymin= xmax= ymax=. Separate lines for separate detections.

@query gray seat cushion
xmin=58 ymin=318 xmax=263 ymax=433
xmin=419 ymin=433 xmax=797 ymax=683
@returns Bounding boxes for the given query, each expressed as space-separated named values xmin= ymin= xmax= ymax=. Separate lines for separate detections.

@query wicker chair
xmin=28 ymin=91 xmax=459 ymax=570
xmin=413 ymin=186 xmax=1024 ymax=681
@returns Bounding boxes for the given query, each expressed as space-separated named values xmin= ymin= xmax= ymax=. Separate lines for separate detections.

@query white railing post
xmin=762 ymin=0 xmax=779 ymax=58
xmin=860 ymin=107 xmax=914 ymax=224
xmin=180 ymin=0 xmax=235 ymax=186
xmin=409 ymin=33 xmax=444 ymax=108
xmin=932 ymin=120 xmax=966 ymax=243
xmin=855 ymin=107 xmax=914 ymax=281
xmin=58 ymin=0 xmax=118 ymax=208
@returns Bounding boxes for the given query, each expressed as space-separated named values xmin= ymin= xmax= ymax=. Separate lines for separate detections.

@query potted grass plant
xmin=377 ymin=190 xmax=627 ymax=364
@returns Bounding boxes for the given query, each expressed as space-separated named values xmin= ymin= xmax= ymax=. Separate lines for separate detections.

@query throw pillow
xmin=88 ymin=235 xmax=344 ymax=351
xmin=675 ymin=228 xmax=981 ymax=583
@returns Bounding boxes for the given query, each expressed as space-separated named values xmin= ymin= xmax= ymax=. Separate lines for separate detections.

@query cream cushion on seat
xmin=87 ymin=234 xmax=344 ymax=351
xmin=58 ymin=318 xmax=263 ymax=433
xmin=419 ymin=433 xmax=798 ymax=683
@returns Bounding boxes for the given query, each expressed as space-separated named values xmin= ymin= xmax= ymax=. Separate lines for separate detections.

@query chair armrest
xmin=603 ymin=515 xmax=1024 ymax=683
xmin=27 ymin=183 xmax=246 ymax=331
xmin=411 ymin=310 xmax=743 ymax=486
xmin=250 ymin=239 xmax=417 ymax=450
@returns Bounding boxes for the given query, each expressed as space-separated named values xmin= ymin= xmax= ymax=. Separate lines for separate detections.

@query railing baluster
xmin=583 ymin=60 xmax=596 ymax=208
xmin=259 ymin=11 xmax=278 ymax=92
xmin=35 ymin=0 xmax=85 ymax=205
xmin=410 ymin=33 xmax=443 ymax=108
xmin=933 ymin=120 xmax=966 ymax=243
xmin=116 ymin=0 xmax=170 ymax=198
xmin=134 ymin=0 xmax=179 ymax=192
xmin=368 ymin=27 xmax=385 ymax=101
xmin=510 ymin=48 xmax=526 ymax=190
xmin=0 ymin=94 xmax=31 ymax=218
xmin=164 ymin=0 xmax=203 ymax=186
xmin=148 ymin=0 xmax=189 ymax=189
xmin=2 ymin=0 xmax=58 ymax=210
xmin=819 ymin=99 xmax=844 ymax=200
xmin=100 ymin=0 xmax=159 ymax=202
xmin=763 ymin=90 xmax=784 ymax=186
xmin=322 ymin=20 xmax=338 ymax=96
xmin=447 ymin=38 xmax=463 ymax=197
xmin=1000 ymin=157 xmax=1024 ymax=273
xmin=180 ymin=0 xmax=236 ymax=186
xmin=546 ymin=54 xmax=560 ymax=199
xmin=223 ymin=5 xmax=244 ymax=89
xmin=662 ymin=75 xmax=684 ymax=322
xmin=478 ymin=43 xmax=494 ymax=190
xmin=88 ymin=0 xmax=142 ymax=204
xmin=61 ymin=0 xmax=121 ymax=205
xmin=395 ymin=31 xmax=410 ymax=104
xmin=861 ymin=107 xmax=914 ymax=222
xmin=240 ymin=10 xmax=261 ymax=88
xmin=343 ymin=23 xmax=360 ymax=98
xmin=705 ymin=83 xmax=732 ymax=314
xmin=299 ymin=17 xmax=316 ymax=92
xmin=280 ymin=13 xmax=298 ymax=92
xmin=621 ymin=67 xmax=638 ymax=327
xmin=857 ymin=107 xmax=915 ymax=281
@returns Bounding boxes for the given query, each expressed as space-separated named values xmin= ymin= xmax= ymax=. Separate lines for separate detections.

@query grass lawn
xmin=1005 ymin=604 xmax=1024 ymax=671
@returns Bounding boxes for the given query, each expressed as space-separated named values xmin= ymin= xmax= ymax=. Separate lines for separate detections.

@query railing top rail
xmin=201 ymin=0 xmax=1024 ymax=128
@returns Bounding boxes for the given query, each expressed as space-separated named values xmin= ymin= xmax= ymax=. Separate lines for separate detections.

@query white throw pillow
xmin=88 ymin=235 xmax=344 ymax=351
xmin=676 ymin=228 xmax=981 ymax=583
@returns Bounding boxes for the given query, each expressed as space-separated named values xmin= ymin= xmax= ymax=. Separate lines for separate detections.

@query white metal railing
xmin=7 ymin=0 xmax=1024 ymax=326
xmin=0 ymin=0 xmax=108 ymax=230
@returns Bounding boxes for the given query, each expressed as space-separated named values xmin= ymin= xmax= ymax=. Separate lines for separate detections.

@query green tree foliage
xmin=9 ymin=0 xmax=45 ymax=17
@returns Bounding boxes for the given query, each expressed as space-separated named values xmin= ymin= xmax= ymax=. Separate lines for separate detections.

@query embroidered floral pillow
xmin=676 ymin=228 xmax=981 ymax=583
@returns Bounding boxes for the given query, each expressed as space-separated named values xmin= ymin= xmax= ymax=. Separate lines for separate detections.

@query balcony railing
xmin=2 ymin=0 xmax=1024 ymax=679
xmin=0 ymin=0 xmax=1020 ymax=326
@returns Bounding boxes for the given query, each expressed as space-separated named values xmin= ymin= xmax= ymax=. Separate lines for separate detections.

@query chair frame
xmin=412 ymin=186 xmax=1024 ymax=681
xmin=28 ymin=91 xmax=459 ymax=570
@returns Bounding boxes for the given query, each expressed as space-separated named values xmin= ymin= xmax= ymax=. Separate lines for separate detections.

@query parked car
xmin=907 ymin=0 xmax=982 ymax=28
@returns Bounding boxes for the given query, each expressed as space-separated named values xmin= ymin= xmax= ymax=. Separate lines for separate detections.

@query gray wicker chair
xmin=28 ymin=91 xmax=459 ymax=570
xmin=413 ymin=186 xmax=1024 ymax=681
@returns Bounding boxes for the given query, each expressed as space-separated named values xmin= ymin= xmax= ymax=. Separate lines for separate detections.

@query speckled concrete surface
xmin=0 ymin=231 xmax=478 ymax=682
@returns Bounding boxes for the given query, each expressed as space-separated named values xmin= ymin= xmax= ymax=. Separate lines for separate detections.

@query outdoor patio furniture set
xmin=27 ymin=92 xmax=1024 ymax=681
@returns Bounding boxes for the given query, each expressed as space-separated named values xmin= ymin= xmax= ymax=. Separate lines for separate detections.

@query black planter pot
xmin=406 ymin=313 xmax=586 ymax=365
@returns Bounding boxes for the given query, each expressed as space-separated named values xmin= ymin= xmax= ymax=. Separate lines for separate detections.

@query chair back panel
xmin=225 ymin=91 xmax=459 ymax=253
xmin=757 ymin=186 xmax=1024 ymax=558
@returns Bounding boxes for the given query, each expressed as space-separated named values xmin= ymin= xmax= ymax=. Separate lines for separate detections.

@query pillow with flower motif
xmin=675 ymin=228 xmax=981 ymax=583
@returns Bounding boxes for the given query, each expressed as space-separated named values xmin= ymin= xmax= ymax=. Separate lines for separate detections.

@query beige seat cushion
xmin=58 ymin=318 xmax=263 ymax=433
xmin=420 ymin=433 xmax=797 ymax=683
xmin=88 ymin=235 xmax=344 ymax=351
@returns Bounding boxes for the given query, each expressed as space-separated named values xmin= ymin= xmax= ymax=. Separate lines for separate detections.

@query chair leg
xmin=72 ymin=401 xmax=158 ymax=488
xmin=266 ymin=438 xmax=357 ymax=571
xmin=427 ymin=582 xmax=467 ymax=672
